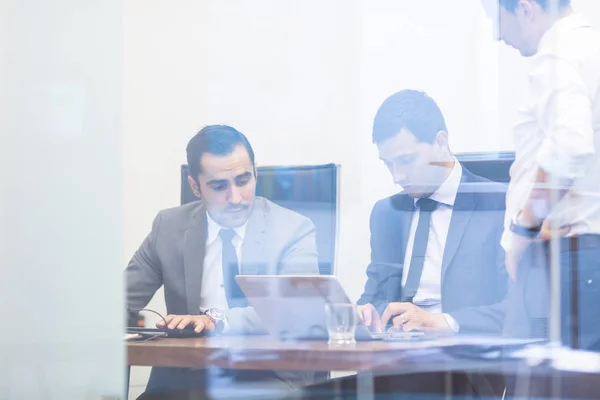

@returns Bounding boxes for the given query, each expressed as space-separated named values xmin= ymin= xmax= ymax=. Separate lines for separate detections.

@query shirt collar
xmin=414 ymin=158 xmax=462 ymax=208
xmin=206 ymin=211 xmax=248 ymax=245
xmin=537 ymin=13 xmax=590 ymax=53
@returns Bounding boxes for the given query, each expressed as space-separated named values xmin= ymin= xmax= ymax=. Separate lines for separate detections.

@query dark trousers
xmin=503 ymin=234 xmax=600 ymax=350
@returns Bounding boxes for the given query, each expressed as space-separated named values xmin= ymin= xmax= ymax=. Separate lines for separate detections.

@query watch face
xmin=207 ymin=309 xmax=225 ymax=321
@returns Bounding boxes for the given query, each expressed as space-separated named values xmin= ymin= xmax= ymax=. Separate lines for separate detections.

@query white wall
xmin=123 ymin=0 xmax=600 ymax=395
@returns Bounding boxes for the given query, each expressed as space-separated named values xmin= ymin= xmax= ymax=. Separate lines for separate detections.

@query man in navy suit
xmin=357 ymin=90 xmax=508 ymax=335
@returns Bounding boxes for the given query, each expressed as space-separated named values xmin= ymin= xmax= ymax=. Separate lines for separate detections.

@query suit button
xmin=588 ymin=280 xmax=593 ymax=285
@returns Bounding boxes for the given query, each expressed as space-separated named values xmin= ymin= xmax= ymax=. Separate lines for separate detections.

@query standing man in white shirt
xmin=482 ymin=0 xmax=600 ymax=350
xmin=126 ymin=125 xmax=319 ymax=398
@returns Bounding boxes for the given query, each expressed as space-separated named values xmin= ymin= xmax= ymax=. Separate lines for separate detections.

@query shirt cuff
xmin=443 ymin=313 xmax=460 ymax=333
xmin=501 ymin=228 xmax=514 ymax=253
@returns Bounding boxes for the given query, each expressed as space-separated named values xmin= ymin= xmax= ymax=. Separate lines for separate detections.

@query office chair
xmin=181 ymin=164 xmax=340 ymax=275
xmin=455 ymin=151 xmax=515 ymax=183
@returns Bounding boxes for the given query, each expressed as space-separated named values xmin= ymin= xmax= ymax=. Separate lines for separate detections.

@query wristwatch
xmin=509 ymin=210 xmax=542 ymax=238
xmin=204 ymin=308 xmax=227 ymax=334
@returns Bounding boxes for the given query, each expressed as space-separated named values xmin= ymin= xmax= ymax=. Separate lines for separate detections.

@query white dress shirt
xmin=199 ymin=213 xmax=248 ymax=311
xmin=402 ymin=160 xmax=462 ymax=331
xmin=502 ymin=13 xmax=600 ymax=251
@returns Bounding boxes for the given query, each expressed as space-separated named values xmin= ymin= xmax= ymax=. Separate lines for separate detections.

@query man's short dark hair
xmin=372 ymin=89 xmax=448 ymax=144
xmin=499 ymin=0 xmax=571 ymax=11
xmin=186 ymin=124 xmax=255 ymax=179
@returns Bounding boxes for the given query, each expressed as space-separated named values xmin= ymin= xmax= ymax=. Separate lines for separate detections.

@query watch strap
xmin=510 ymin=212 xmax=542 ymax=238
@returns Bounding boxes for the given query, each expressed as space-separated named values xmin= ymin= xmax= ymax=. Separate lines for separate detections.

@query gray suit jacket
xmin=126 ymin=197 xmax=319 ymax=334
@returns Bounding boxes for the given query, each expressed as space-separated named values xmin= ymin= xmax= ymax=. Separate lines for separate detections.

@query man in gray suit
xmin=126 ymin=125 xmax=319 ymax=398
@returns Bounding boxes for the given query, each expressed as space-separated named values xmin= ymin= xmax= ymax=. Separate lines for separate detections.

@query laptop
xmin=235 ymin=275 xmax=426 ymax=341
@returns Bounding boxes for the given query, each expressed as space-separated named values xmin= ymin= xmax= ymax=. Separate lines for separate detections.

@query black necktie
xmin=219 ymin=229 xmax=247 ymax=308
xmin=401 ymin=198 xmax=438 ymax=303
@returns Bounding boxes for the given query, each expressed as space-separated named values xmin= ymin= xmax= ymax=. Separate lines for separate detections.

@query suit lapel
xmin=441 ymin=175 xmax=475 ymax=281
xmin=240 ymin=199 xmax=267 ymax=275
xmin=183 ymin=206 xmax=207 ymax=314
xmin=391 ymin=193 xmax=416 ymax=261
xmin=388 ymin=194 xmax=414 ymax=303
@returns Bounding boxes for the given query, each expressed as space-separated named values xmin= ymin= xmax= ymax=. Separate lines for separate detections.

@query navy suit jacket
xmin=357 ymin=166 xmax=508 ymax=334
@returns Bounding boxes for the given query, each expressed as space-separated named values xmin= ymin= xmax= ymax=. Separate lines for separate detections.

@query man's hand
xmin=538 ymin=219 xmax=570 ymax=241
xmin=506 ymin=233 xmax=533 ymax=282
xmin=506 ymin=220 xmax=571 ymax=282
xmin=508 ymin=174 xmax=572 ymax=282
xmin=380 ymin=302 xmax=452 ymax=333
xmin=156 ymin=314 xmax=215 ymax=333
xmin=357 ymin=304 xmax=383 ymax=333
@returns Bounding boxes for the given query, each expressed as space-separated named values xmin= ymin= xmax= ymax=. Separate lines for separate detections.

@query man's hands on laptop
xmin=359 ymin=303 xmax=451 ymax=333
xmin=357 ymin=304 xmax=383 ymax=333
xmin=381 ymin=303 xmax=451 ymax=332
xmin=156 ymin=315 xmax=215 ymax=333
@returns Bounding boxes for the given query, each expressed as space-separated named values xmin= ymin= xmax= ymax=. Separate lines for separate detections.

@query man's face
xmin=481 ymin=0 xmax=540 ymax=57
xmin=377 ymin=129 xmax=449 ymax=198
xmin=191 ymin=145 xmax=257 ymax=228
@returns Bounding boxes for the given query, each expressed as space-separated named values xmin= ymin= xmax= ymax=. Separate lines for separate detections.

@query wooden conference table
xmin=128 ymin=335 xmax=520 ymax=399
xmin=128 ymin=335 xmax=600 ymax=399
xmin=127 ymin=334 xmax=505 ymax=372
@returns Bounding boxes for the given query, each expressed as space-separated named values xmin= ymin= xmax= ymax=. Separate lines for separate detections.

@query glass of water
xmin=325 ymin=303 xmax=357 ymax=345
